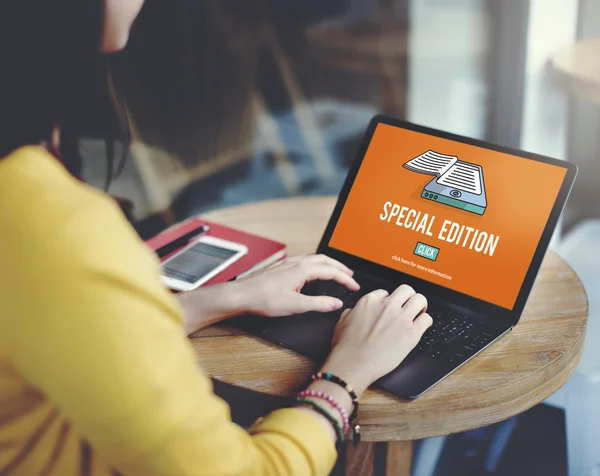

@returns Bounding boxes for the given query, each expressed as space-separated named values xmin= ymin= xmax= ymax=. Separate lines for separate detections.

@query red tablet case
xmin=145 ymin=217 xmax=287 ymax=286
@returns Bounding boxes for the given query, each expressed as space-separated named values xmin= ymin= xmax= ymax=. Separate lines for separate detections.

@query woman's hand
xmin=234 ymin=254 xmax=360 ymax=317
xmin=319 ymin=285 xmax=433 ymax=397
xmin=177 ymin=254 xmax=359 ymax=335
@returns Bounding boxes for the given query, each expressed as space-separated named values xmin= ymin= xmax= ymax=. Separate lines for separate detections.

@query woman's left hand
xmin=234 ymin=254 xmax=360 ymax=317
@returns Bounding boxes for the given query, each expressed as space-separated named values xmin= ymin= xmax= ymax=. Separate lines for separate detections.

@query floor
xmin=428 ymin=405 xmax=567 ymax=476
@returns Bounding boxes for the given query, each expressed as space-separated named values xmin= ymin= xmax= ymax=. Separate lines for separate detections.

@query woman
xmin=0 ymin=1 xmax=432 ymax=475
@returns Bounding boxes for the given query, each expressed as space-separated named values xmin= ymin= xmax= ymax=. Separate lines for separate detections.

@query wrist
xmin=294 ymin=404 xmax=343 ymax=449
xmin=306 ymin=379 xmax=354 ymax=416
xmin=320 ymin=352 xmax=373 ymax=399
xmin=295 ymin=380 xmax=352 ymax=448
xmin=230 ymin=277 xmax=273 ymax=316
xmin=178 ymin=281 xmax=247 ymax=334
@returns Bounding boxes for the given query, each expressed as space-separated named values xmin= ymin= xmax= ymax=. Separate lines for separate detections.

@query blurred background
xmin=77 ymin=0 xmax=600 ymax=474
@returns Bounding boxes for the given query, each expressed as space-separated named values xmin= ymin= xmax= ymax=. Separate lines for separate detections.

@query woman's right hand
xmin=321 ymin=285 xmax=433 ymax=397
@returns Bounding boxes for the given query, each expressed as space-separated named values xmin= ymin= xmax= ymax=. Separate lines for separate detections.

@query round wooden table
xmin=190 ymin=196 xmax=588 ymax=475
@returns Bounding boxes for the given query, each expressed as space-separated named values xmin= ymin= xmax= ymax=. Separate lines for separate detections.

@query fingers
xmin=290 ymin=295 xmax=344 ymax=314
xmin=290 ymin=254 xmax=355 ymax=276
xmin=402 ymin=293 xmax=428 ymax=317
xmin=310 ymin=254 xmax=355 ymax=276
xmin=382 ymin=284 xmax=416 ymax=312
xmin=285 ymin=255 xmax=359 ymax=290
xmin=338 ymin=307 xmax=352 ymax=324
xmin=413 ymin=312 xmax=433 ymax=332
xmin=389 ymin=284 xmax=416 ymax=301
xmin=306 ymin=264 xmax=360 ymax=291
xmin=366 ymin=289 xmax=389 ymax=299
xmin=354 ymin=288 xmax=388 ymax=306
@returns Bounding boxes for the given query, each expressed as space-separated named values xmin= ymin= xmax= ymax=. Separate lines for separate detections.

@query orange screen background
xmin=329 ymin=124 xmax=567 ymax=309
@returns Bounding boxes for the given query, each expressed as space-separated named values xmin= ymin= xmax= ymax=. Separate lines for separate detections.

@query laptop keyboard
xmin=301 ymin=276 xmax=501 ymax=367
xmin=301 ymin=274 xmax=375 ymax=310
xmin=416 ymin=308 xmax=496 ymax=365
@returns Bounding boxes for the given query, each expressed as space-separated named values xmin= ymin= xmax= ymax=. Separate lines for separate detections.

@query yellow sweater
xmin=0 ymin=147 xmax=336 ymax=475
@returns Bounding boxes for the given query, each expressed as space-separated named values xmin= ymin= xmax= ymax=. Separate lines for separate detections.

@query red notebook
xmin=145 ymin=217 xmax=287 ymax=286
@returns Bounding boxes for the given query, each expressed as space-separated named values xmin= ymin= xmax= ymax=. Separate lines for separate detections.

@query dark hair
xmin=110 ymin=0 xmax=267 ymax=167
xmin=0 ymin=0 xmax=124 ymax=186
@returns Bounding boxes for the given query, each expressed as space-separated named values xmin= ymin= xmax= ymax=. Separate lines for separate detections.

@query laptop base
xmin=233 ymin=306 xmax=511 ymax=400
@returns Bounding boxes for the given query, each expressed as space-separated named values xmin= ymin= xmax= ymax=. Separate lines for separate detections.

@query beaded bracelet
xmin=311 ymin=372 xmax=358 ymax=421
xmin=296 ymin=397 xmax=345 ymax=452
xmin=297 ymin=389 xmax=350 ymax=434
xmin=311 ymin=372 xmax=361 ymax=445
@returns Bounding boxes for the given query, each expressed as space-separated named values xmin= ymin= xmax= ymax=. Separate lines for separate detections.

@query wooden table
xmin=549 ymin=38 xmax=600 ymax=105
xmin=190 ymin=196 xmax=588 ymax=475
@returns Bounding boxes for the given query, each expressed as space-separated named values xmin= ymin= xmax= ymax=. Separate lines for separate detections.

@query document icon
xmin=403 ymin=150 xmax=487 ymax=215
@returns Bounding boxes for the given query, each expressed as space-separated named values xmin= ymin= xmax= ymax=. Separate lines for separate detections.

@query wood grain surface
xmin=190 ymin=197 xmax=588 ymax=443
xmin=386 ymin=441 xmax=412 ymax=476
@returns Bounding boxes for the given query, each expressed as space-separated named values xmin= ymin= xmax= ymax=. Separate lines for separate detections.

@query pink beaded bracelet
xmin=297 ymin=389 xmax=350 ymax=434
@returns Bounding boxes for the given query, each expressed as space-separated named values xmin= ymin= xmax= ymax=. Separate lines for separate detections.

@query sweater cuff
xmin=250 ymin=407 xmax=337 ymax=475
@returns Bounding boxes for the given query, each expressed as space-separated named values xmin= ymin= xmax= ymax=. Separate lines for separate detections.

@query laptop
xmin=233 ymin=115 xmax=577 ymax=400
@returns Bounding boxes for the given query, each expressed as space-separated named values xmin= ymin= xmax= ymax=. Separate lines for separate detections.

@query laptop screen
xmin=329 ymin=123 xmax=568 ymax=310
